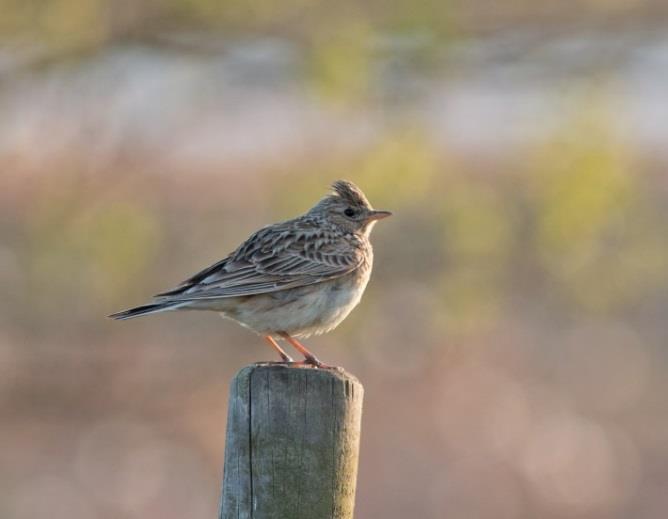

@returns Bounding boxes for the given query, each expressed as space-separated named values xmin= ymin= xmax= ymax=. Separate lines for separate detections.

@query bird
xmin=109 ymin=180 xmax=391 ymax=368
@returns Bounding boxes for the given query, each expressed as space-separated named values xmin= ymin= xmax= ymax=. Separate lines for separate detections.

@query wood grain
xmin=219 ymin=363 xmax=364 ymax=519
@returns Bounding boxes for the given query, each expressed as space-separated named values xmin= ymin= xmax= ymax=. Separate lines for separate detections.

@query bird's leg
xmin=278 ymin=332 xmax=328 ymax=368
xmin=263 ymin=335 xmax=293 ymax=363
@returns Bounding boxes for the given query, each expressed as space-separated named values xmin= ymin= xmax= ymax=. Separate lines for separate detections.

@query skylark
xmin=109 ymin=180 xmax=391 ymax=367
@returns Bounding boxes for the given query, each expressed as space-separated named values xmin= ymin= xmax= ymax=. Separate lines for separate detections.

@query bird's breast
xmin=219 ymin=262 xmax=372 ymax=338
xmin=287 ymin=266 xmax=371 ymax=337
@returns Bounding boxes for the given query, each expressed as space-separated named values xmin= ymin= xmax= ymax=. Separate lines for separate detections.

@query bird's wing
xmin=155 ymin=220 xmax=364 ymax=300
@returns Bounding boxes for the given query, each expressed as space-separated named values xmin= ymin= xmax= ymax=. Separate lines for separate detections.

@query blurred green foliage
xmin=439 ymin=177 xmax=516 ymax=331
xmin=308 ymin=22 xmax=375 ymax=103
xmin=530 ymin=95 xmax=668 ymax=312
xmin=356 ymin=128 xmax=438 ymax=204
xmin=21 ymin=177 xmax=161 ymax=317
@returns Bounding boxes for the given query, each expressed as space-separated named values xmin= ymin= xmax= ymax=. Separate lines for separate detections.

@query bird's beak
xmin=366 ymin=210 xmax=392 ymax=222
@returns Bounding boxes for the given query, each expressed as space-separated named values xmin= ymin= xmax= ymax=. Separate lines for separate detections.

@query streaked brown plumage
xmin=109 ymin=180 xmax=391 ymax=367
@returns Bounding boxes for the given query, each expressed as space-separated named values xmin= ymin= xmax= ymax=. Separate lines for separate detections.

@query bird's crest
xmin=331 ymin=180 xmax=371 ymax=208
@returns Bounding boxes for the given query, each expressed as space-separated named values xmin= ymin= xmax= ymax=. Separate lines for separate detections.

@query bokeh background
xmin=2 ymin=1 xmax=668 ymax=518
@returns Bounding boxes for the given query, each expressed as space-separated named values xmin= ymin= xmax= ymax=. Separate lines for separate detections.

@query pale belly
xmin=218 ymin=268 xmax=371 ymax=338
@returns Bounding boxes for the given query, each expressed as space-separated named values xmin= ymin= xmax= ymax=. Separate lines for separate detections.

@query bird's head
xmin=309 ymin=180 xmax=392 ymax=236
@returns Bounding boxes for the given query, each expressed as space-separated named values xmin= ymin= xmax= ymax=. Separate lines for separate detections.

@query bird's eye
xmin=344 ymin=208 xmax=356 ymax=218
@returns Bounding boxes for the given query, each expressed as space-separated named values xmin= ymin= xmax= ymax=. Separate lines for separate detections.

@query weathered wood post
xmin=219 ymin=363 xmax=364 ymax=519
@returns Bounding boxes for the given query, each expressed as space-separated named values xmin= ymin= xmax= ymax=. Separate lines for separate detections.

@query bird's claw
xmin=292 ymin=356 xmax=335 ymax=369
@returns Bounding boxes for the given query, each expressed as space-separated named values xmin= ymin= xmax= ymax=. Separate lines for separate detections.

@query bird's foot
xmin=291 ymin=355 xmax=336 ymax=369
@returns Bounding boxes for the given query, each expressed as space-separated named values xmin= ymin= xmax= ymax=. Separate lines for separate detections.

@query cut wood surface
xmin=219 ymin=363 xmax=364 ymax=519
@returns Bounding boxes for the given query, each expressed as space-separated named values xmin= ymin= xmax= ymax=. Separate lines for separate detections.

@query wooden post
xmin=219 ymin=363 xmax=364 ymax=519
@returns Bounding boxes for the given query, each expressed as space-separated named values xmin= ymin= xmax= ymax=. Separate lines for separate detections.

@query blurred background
xmin=2 ymin=1 xmax=668 ymax=518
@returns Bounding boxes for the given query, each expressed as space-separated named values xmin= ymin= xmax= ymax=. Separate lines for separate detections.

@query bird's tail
xmin=108 ymin=301 xmax=186 ymax=320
